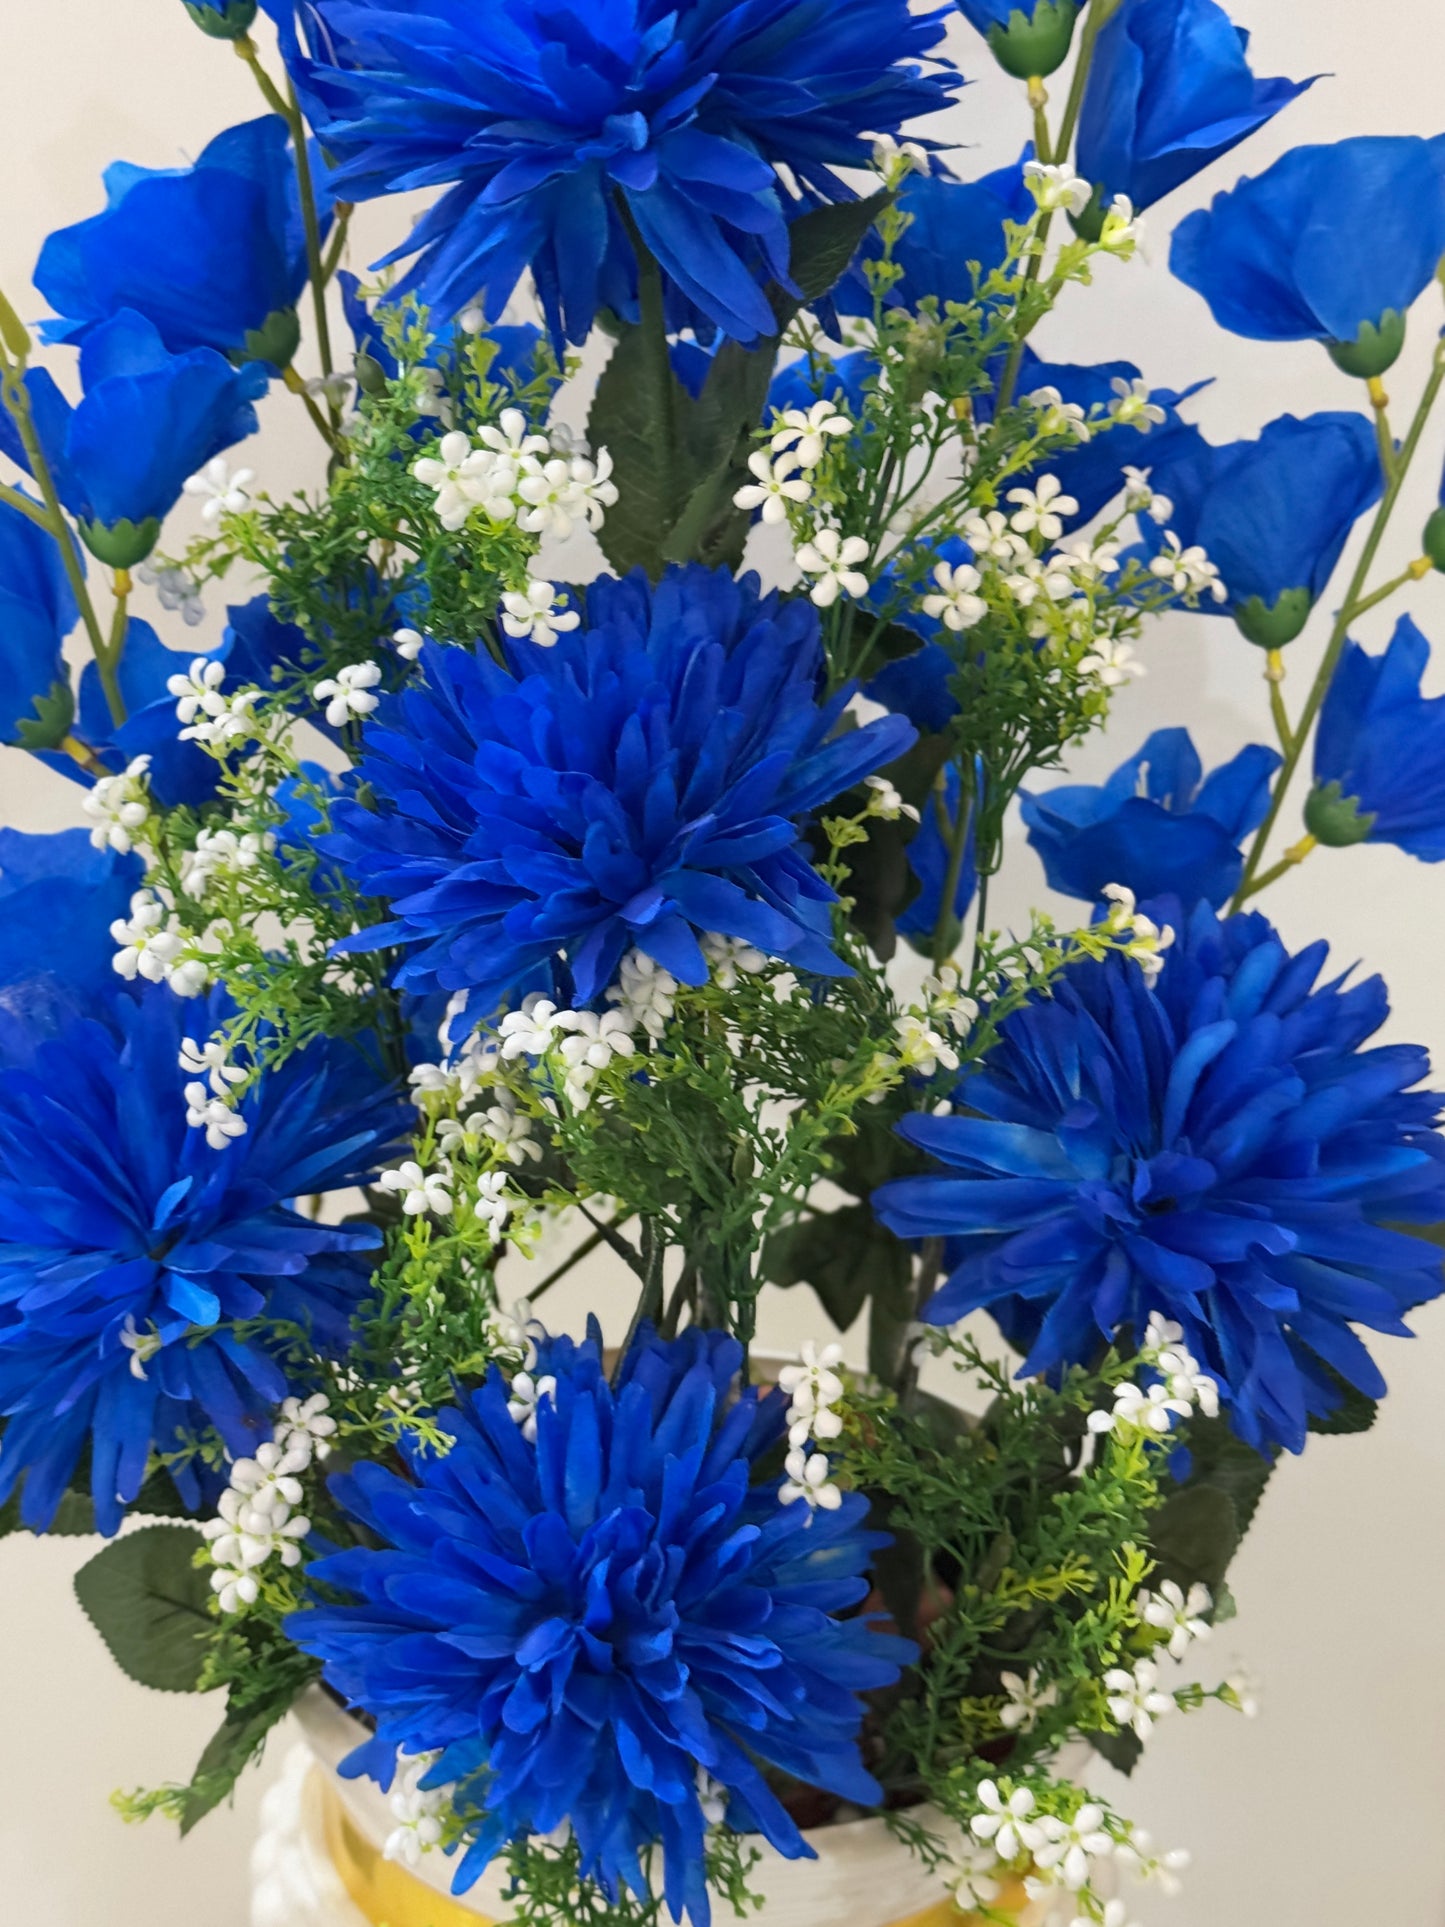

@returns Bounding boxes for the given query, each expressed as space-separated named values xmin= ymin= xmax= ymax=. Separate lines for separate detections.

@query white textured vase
xmin=249 ymin=1689 xmax=1057 ymax=1927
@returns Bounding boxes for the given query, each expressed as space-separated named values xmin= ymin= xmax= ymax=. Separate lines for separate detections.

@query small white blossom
xmin=1139 ymin=1579 xmax=1213 ymax=1659
xmin=695 ymin=1767 xmax=729 ymax=1830
xmin=608 ymin=950 xmax=679 ymax=1041
xmin=1113 ymin=1827 xmax=1191 ymax=1895
xmin=733 ymin=449 xmax=812 ymax=523
xmin=794 ymin=527 xmax=871 ymax=608
xmin=1057 ymin=536 xmax=1121 ymax=587
xmin=1122 ymin=465 xmax=1174 ymax=525
xmin=921 ymin=558 xmax=986 ymax=632
xmin=701 ymin=932 xmax=767 ymax=989
xmin=947 ymin=1842 xmax=1002 ymax=1913
xmin=184 ymin=1076 xmax=249 ymax=1150
xmin=1023 ymin=160 xmax=1092 ymax=215
xmin=1100 ymin=194 xmax=1143 ymax=252
xmin=963 ymin=510 xmax=1030 ymax=565
xmin=478 ymin=408 xmax=550 ymax=462
xmin=412 ymin=430 xmax=498 ymax=531
xmin=83 ymin=754 xmax=154 ymax=854
xmin=777 ymin=1342 xmax=846 ymax=1451
xmin=770 ymin=400 xmax=852 ymax=469
xmin=392 ymin=626 xmax=426 ymax=661
xmin=1156 ymin=1339 xmax=1221 ymax=1418
xmin=506 ymin=1369 xmax=558 ymax=1442
xmin=779 ymin=1446 xmax=842 ymax=1513
xmin=1080 ymin=639 xmax=1145 ymax=688
xmin=119 ymin=1316 xmax=162 ymax=1382
xmin=379 ymin=1160 xmax=454 ymax=1217
xmin=1008 ymin=476 xmax=1079 ymax=543
xmin=998 ymin=1667 xmax=1059 ymax=1734
xmin=1104 ymin=1658 xmax=1175 ymax=1742
xmin=969 ymin=1781 xmax=1044 ymax=1862
xmin=1071 ymin=1902 xmax=1141 ymax=1927
xmin=1027 ymin=385 xmax=1091 ymax=444
xmin=894 ymin=1012 xmax=960 ymax=1079
xmin=1088 ymin=1377 xmax=1192 ymax=1438
xmin=313 ymin=661 xmax=383 ymax=729
xmin=183 ymin=456 xmax=254 ymax=522
xmin=499 ymin=994 xmax=569 ymax=1059
xmin=1035 ymin=1803 xmax=1114 ymax=1892
xmin=1109 ymin=376 xmax=1167 ymax=431
xmin=471 ymin=1169 xmax=515 ymax=1242
xmin=1223 ymin=1665 xmax=1261 ymax=1720
xmin=180 ymin=825 xmax=274 ymax=900
xmin=870 ymin=133 xmax=929 ymax=181
xmin=1101 ymin=882 xmax=1176 ymax=986
xmin=499 ymin=579 xmax=580 ymax=647
xmin=864 ymin=773 xmax=918 ymax=822
xmin=1150 ymin=532 xmax=1227 ymax=602
xmin=516 ymin=449 xmax=618 ymax=538
xmin=383 ymin=1753 xmax=452 ymax=1868
xmin=555 ymin=1009 xmax=637 ymax=1097
xmin=1003 ymin=556 xmax=1074 ymax=607
xmin=277 ymin=1394 xmax=336 ymax=1461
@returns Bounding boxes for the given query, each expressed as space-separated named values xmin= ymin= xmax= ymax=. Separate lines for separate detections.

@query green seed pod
xmin=1422 ymin=504 xmax=1445 ymax=574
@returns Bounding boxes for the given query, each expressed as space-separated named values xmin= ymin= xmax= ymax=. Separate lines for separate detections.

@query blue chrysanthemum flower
xmin=324 ymin=566 xmax=915 ymax=1009
xmin=0 ymin=309 xmax=265 ymax=568
xmin=1133 ymin=412 xmax=1383 ymax=648
xmin=1021 ymin=727 xmax=1281 ymax=910
xmin=35 ymin=117 xmax=325 ymax=369
xmin=288 ymin=1324 xmax=913 ymax=1926
xmin=1077 ymin=0 xmax=1316 ymax=215
xmin=1171 ymin=135 xmax=1445 ymax=375
xmin=874 ymin=899 xmax=1445 ymax=1454
xmin=1309 ymin=615 xmax=1445 ymax=860
xmin=0 ymin=930 xmax=408 ymax=1534
xmin=0 ymin=495 xmax=77 ymax=748
xmin=284 ymin=0 xmax=958 ymax=345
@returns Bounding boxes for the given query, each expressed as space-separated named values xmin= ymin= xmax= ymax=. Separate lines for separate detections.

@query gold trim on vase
xmin=318 ymin=1773 xmax=1025 ymax=1927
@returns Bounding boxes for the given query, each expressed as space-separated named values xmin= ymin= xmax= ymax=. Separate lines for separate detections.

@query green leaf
xmin=177 ymin=1698 xmax=291 ymax=1835
xmin=1307 ymin=1373 xmax=1379 ymax=1437
xmin=13 ymin=678 xmax=76 ymax=752
xmin=1178 ymin=1413 xmax=1276 ymax=1543
xmin=786 ymin=191 xmax=893 ymax=304
xmin=0 ymin=1488 xmax=98 ymax=1538
xmin=1088 ymin=1723 xmax=1143 ymax=1778
xmin=1148 ymin=1484 xmax=1240 ymax=1598
xmin=73 ymin=1525 xmax=214 ymax=1693
xmin=586 ymin=315 xmax=697 ymax=579
xmin=761 ymin=1200 xmax=909 ymax=1333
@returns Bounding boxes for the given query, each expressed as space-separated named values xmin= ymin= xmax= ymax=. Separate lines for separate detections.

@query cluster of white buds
xmin=1088 ymin=1312 xmax=1219 ymax=1439
xmin=701 ymin=932 xmax=767 ymax=990
xmin=921 ymin=965 xmax=980 ymax=1041
xmin=83 ymin=754 xmax=154 ymax=855
xmin=136 ymin=560 xmax=205 ymax=626
xmin=607 ymin=949 xmax=679 ymax=1042
xmin=411 ymin=414 xmax=617 ymax=538
xmin=794 ymin=526 xmax=871 ymax=609
xmin=1026 ymin=385 xmax=1092 ymax=444
xmin=180 ymin=825 xmax=275 ymax=901
xmin=168 ymin=657 xmax=261 ymax=748
xmin=1122 ymin=466 xmax=1174 ymax=526
xmin=409 ymin=1025 xmax=502 ymax=1110
xmin=1100 ymin=882 xmax=1175 ymax=985
xmin=1149 ymin=532 xmax=1228 ymax=602
xmin=499 ymin=578 xmax=581 ymax=647
xmin=554 ymin=1009 xmax=637 ymax=1110
xmin=864 ymin=773 xmax=919 ymax=822
xmin=1109 ymin=376 xmax=1167 ymax=431
xmin=378 ymin=1159 xmax=454 ymax=1217
xmin=483 ymin=1296 xmax=538 ymax=1368
xmin=181 ymin=1032 xmax=249 ymax=1149
xmin=111 ymin=888 xmax=209 ymax=997
xmin=1102 ymin=1658 xmax=1175 ymax=1742
xmin=1029 ymin=1802 xmax=1115 ymax=1896
xmin=437 ymin=1096 xmax=541 ymax=1168
xmin=183 ymin=456 xmax=253 ymax=523
xmin=1022 ymin=160 xmax=1092 ymax=215
xmin=202 ymin=1396 xmax=334 ymax=1613
xmin=383 ymin=1752 xmax=453 ymax=1868
xmin=313 ymin=661 xmax=382 ymax=730
xmin=777 ymin=1342 xmax=846 ymax=1517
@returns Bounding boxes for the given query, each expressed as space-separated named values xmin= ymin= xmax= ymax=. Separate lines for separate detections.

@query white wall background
xmin=1 ymin=2 xmax=1444 ymax=1923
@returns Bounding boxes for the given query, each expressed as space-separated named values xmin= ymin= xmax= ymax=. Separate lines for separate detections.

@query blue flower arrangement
xmin=2 ymin=0 xmax=1445 ymax=1917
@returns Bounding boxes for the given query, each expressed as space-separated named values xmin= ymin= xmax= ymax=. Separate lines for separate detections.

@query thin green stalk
xmin=1343 ymin=556 xmax=1432 ymax=623
xmin=0 ymin=478 xmax=52 ymax=531
xmin=1367 ymin=375 xmax=1398 ymax=483
xmin=287 ymin=81 xmax=337 ymax=392
xmin=1264 ymin=650 xmax=1294 ymax=755
xmin=931 ymin=775 xmax=976 ymax=971
xmin=1235 ymin=835 xmax=1317 ymax=904
xmin=1232 ymin=344 xmax=1445 ymax=908
xmin=527 ymin=1215 xmax=630 ymax=1303
xmin=320 ymin=203 xmax=354 ymax=286
xmin=283 ymin=363 xmax=345 ymax=451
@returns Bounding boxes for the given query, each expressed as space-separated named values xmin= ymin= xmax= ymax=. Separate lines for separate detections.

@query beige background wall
xmin=1 ymin=2 xmax=1444 ymax=1922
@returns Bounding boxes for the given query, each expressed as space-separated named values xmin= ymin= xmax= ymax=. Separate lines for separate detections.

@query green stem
xmin=319 ymin=204 xmax=353 ymax=287
xmin=0 ymin=356 xmax=117 ymax=720
xmin=1264 ymin=650 xmax=1294 ymax=755
xmin=1367 ymin=375 xmax=1398 ymax=484
xmin=1342 ymin=557 xmax=1430 ymax=623
xmin=0 ymin=478 xmax=52 ymax=531
xmin=1235 ymin=835 xmax=1317 ymax=904
xmin=287 ymin=82 xmax=337 ymax=392
xmin=930 ymin=771 xmax=975 ymax=971
xmin=1232 ymin=345 xmax=1445 ymax=909
xmin=1054 ymin=0 xmax=1121 ymax=160
xmin=527 ymin=1215 xmax=630 ymax=1303
xmin=283 ymin=364 xmax=344 ymax=452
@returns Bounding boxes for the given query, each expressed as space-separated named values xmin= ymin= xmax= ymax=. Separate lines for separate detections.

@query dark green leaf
xmin=761 ymin=1200 xmax=909 ymax=1333
xmin=1308 ymin=1371 xmax=1379 ymax=1436
xmin=1178 ymin=1413 xmax=1276 ymax=1543
xmin=786 ymin=191 xmax=893 ymax=303
xmin=1088 ymin=1724 xmax=1143 ymax=1777
xmin=1148 ymin=1485 xmax=1240 ymax=1597
xmin=586 ymin=319 xmax=695 ymax=579
xmin=177 ymin=1698 xmax=292 ymax=1835
xmin=73 ymin=1525 xmax=214 ymax=1693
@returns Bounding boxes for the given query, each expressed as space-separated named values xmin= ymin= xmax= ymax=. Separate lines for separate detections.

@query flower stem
xmin=1264 ymin=649 xmax=1294 ymax=755
xmin=283 ymin=363 xmax=344 ymax=451
xmin=1231 ymin=341 xmax=1445 ymax=910
xmin=0 ymin=478 xmax=52 ymax=531
xmin=930 ymin=774 xmax=975 ymax=971
xmin=1235 ymin=835 xmax=1317 ymax=904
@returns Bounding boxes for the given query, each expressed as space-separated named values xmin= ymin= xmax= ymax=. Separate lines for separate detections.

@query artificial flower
xmin=289 ymin=1324 xmax=913 ymax=1927
xmin=1171 ymin=135 xmax=1445 ymax=375
xmin=1021 ymin=728 xmax=1281 ymax=909
xmin=0 ymin=966 xmax=407 ymax=1534
xmin=324 ymin=565 xmax=915 ymax=1010
xmin=874 ymin=897 xmax=1445 ymax=1455
xmin=36 ymin=116 xmax=324 ymax=368
xmin=1076 ymin=0 xmax=1315 ymax=216
xmin=835 ymin=154 xmax=1035 ymax=317
xmin=341 ymin=274 xmax=553 ymax=409
xmin=0 ymin=496 xmax=76 ymax=747
xmin=0 ymin=830 xmax=141 ymax=1051
xmin=284 ymin=0 xmax=957 ymax=344
xmin=0 ymin=309 xmax=264 ymax=566
xmin=953 ymin=0 xmax=1082 ymax=79
xmin=898 ymin=762 xmax=977 ymax=943
xmin=182 ymin=0 xmax=259 ymax=36
xmin=1133 ymin=413 xmax=1383 ymax=647
xmin=1309 ymin=615 xmax=1445 ymax=858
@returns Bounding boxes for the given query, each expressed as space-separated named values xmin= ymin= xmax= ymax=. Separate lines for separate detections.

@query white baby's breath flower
xmin=1150 ymin=532 xmax=1227 ymax=602
xmin=794 ymin=527 xmax=871 ymax=607
xmin=733 ymin=449 xmax=812 ymax=523
xmin=392 ymin=626 xmax=426 ymax=661
xmin=499 ymin=579 xmax=580 ymax=647
xmin=506 ymin=1369 xmax=558 ymax=1443
xmin=1023 ymin=160 xmax=1092 ymax=215
xmin=701 ymin=932 xmax=767 ymax=989
xmin=998 ymin=1667 xmax=1059 ymax=1734
xmin=864 ymin=773 xmax=918 ymax=821
xmin=313 ymin=662 xmax=382 ymax=729
xmin=1104 ymin=1658 xmax=1175 ymax=1742
xmin=894 ymin=1013 xmax=959 ymax=1079
xmin=770 ymin=400 xmax=852 ymax=468
xmin=1027 ymin=385 xmax=1091 ymax=443
xmin=183 ymin=456 xmax=254 ymax=522
xmin=1007 ymin=475 xmax=1078 ymax=542
xmin=969 ymin=1781 xmax=1044 ymax=1862
xmin=379 ymin=1161 xmax=453 ymax=1217
xmin=779 ymin=1446 xmax=842 ymax=1513
xmin=922 ymin=558 xmax=986 ymax=631
xmin=1139 ymin=1579 xmax=1213 ymax=1659
xmin=83 ymin=755 xmax=154 ymax=854
xmin=1109 ymin=375 xmax=1167 ymax=430
xmin=1080 ymin=639 xmax=1144 ymax=687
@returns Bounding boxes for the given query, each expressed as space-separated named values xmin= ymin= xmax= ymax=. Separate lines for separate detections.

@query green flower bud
xmin=355 ymin=352 xmax=390 ymax=398
xmin=1304 ymin=780 xmax=1376 ymax=848
xmin=1232 ymin=587 xmax=1313 ymax=650
xmin=1069 ymin=184 xmax=1108 ymax=245
xmin=1423 ymin=504 xmax=1445 ymax=574
xmin=1326 ymin=309 xmax=1406 ymax=380
xmin=183 ymin=0 xmax=260 ymax=39
xmin=77 ymin=516 xmax=162 ymax=571
xmin=986 ymin=0 xmax=1081 ymax=80
xmin=236 ymin=307 xmax=301 ymax=371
